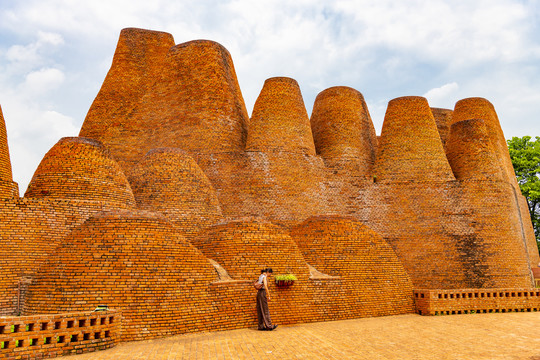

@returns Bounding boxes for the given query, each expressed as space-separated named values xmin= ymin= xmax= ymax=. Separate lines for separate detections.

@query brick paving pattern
xmin=65 ymin=313 xmax=540 ymax=360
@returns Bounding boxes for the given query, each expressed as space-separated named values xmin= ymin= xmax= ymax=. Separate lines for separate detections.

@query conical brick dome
xmin=310 ymin=86 xmax=377 ymax=175
xmin=25 ymin=137 xmax=135 ymax=207
xmin=23 ymin=210 xmax=217 ymax=341
xmin=290 ymin=216 xmax=415 ymax=317
xmin=446 ymin=119 xmax=505 ymax=181
xmin=80 ymin=28 xmax=175 ymax=142
xmin=373 ymin=96 xmax=455 ymax=182
xmin=247 ymin=77 xmax=315 ymax=155
xmin=127 ymin=148 xmax=223 ymax=237
xmin=107 ymin=39 xmax=249 ymax=171
xmin=452 ymin=97 xmax=517 ymax=188
xmin=0 ymin=105 xmax=18 ymax=199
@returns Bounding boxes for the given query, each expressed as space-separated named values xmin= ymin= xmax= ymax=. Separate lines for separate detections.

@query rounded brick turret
xmin=446 ymin=119 xmax=504 ymax=181
xmin=452 ymin=98 xmax=518 ymax=188
xmin=80 ymin=28 xmax=175 ymax=141
xmin=373 ymin=96 xmax=455 ymax=182
xmin=246 ymin=77 xmax=315 ymax=155
xmin=0 ymin=105 xmax=18 ymax=198
xmin=24 ymin=137 xmax=135 ymax=207
xmin=290 ymin=216 xmax=415 ymax=317
xmin=310 ymin=86 xmax=377 ymax=175
xmin=127 ymin=148 xmax=223 ymax=238
xmin=23 ymin=210 xmax=217 ymax=341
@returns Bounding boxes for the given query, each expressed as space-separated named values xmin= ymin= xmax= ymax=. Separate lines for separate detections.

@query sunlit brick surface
xmin=127 ymin=148 xmax=223 ymax=238
xmin=446 ymin=119 xmax=504 ymax=180
xmin=453 ymin=97 xmax=519 ymax=189
xmin=290 ymin=216 xmax=415 ymax=317
xmin=247 ymin=77 xmax=315 ymax=155
xmin=23 ymin=210 xmax=218 ymax=341
xmin=24 ymin=137 xmax=135 ymax=207
xmin=430 ymin=107 xmax=453 ymax=149
xmin=374 ymin=96 xmax=455 ymax=182
xmin=0 ymin=106 xmax=18 ymax=199
xmin=310 ymin=86 xmax=377 ymax=177
xmin=0 ymin=27 xmax=539 ymax=345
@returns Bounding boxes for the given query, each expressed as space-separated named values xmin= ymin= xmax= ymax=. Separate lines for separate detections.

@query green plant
xmin=275 ymin=274 xmax=297 ymax=281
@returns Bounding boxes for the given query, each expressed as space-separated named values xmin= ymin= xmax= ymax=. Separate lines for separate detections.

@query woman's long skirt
xmin=256 ymin=289 xmax=273 ymax=330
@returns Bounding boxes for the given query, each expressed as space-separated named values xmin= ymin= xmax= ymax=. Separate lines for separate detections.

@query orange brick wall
xmin=0 ymin=310 xmax=119 ymax=359
xmin=0 ymin=106 xmax=18 ymax=200
xmin=414 ymin=289 xmax=540 ymax=315
xmin=0 ymin=198 xmax=134 ymax=316
xmin=79 ymin=28 xmax=175 ymax=142
xmin=1 ymin=26 xmax=539 ymax=343
xmin=126 ymin=148 xmax=223 ymax=239
xmin=23 ymin=210 xmax=219 ymax=342
xmin=24 ymin=137 xmax=135 ymax=207
xmin=310 ymin=86 xmax=377 ymax=178
xmin=247 ymin=77 xmax=315 ymax=155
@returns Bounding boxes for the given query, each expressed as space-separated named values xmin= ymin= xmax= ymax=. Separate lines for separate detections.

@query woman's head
xmin=261 ymin=267 xmax=273 ymax=274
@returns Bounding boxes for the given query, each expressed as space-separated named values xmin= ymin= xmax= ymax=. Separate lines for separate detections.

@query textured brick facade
xmin=0 ymin=105 xmax=18 ymax=199
xmin=0 ymin=310 xmax=119 ymax=359
xmin=0 ymin=26 xmax=539 ymax=344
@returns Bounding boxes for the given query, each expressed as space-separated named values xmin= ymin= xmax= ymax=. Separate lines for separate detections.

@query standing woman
xmin=256 ymin=268 xmax=278 ymax=331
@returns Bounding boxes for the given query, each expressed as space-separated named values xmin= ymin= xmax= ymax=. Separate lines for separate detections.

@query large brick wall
xmin=0 ymin=26 xmax=539 ymax=344
xmin=23 ymin=210 xmax=219 ymax=342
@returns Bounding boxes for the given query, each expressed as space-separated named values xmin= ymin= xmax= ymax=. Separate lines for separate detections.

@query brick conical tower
xmin=247 ymin=77 xmax=315 ymax=155
xmin=446 ymin=119 xmax=505 ymax=181
xmin=0 ymin=105 xmax=19 ymax=199
xmin=80 ymin=28 xmax=175 ymax=142
xmin=452 ymin=97 xmax=518 ymax=189
xmin=373 ymin=96 xmax=455 ymax=182
xmin=310 ymin=86 xmax=377 ymax=176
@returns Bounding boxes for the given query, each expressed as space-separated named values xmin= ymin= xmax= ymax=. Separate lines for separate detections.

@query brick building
xmin=0 ymin=27 xmax=538 ymax=343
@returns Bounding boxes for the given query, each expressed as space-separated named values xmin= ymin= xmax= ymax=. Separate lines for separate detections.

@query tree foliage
xmin=507 ymin=136 xmax=540 ymax=253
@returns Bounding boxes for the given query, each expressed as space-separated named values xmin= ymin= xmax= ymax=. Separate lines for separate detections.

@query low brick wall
xmin=0 ymin=309 xmax=120 ymax=359
xmin=414 ymin=289 xmax=540 ymax=315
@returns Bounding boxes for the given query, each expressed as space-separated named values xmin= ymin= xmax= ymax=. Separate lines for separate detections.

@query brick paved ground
xmin=65 ymin=313 xmax=540 ymax=360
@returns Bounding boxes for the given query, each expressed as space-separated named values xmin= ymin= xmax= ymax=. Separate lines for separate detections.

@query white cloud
xmin=424 ymin=82 xmax=460 ymax=108
xmin=22 ymin=68 xmax=65 ymax=95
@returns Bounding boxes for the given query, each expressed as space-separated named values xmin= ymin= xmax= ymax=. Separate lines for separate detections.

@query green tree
xmin=507 ymin=136 xmax=540 ymax=253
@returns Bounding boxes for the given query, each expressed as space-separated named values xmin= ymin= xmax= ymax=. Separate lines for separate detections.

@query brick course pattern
xmin=0 ymin=106 xmax=18 ymax=199
xmin=22 ymin=210 xmax=218 ymax=342
xmin=0 ymin=26 xmax=539 ymax=345
xmin=247 ymin=77 xmax=315 ymax=155
xmin=24 ymin=137 xmax=135 ymax=207
xmin=0 ymin=310 xmax=119 ymax=359
xmin=126 ymin=148 xmax=223 ymax=239
xmin=414 ymin=289 xmax=540 ymax=315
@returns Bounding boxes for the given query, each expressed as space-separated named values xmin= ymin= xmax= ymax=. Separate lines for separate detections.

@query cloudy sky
xmin=1 ymin=0 xmax=540 ymax=193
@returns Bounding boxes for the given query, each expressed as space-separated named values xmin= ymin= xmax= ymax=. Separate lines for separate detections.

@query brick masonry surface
xmin=0 ymin=309 xmax=119 ymax=359
xmin=0 ymin=26 xmax=539 ymax=346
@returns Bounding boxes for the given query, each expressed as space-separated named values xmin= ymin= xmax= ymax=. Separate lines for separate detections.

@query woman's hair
xmin=261 ymin=267 xmax=274 ymax=274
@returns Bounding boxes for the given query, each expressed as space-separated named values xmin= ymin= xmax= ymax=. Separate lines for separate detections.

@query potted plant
xmin=275 ymin=274 xmax=297 ymax=287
